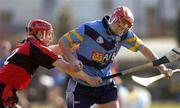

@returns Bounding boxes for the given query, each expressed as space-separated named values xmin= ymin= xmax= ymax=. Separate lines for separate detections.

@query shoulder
xmin=122 ymin=30 xmax=139 ymax=43
xmin=72 ymin=20 xmax=101 ymax=35
xmin=77 ymin=20 xmax=102 ymax=29
xmin=126 ymin=29 xmax=136 ymax=38
xmin=85 ymin=20 xmax=102 ymax=28
xmin=30 ymin=39 xmax=56 ymax=55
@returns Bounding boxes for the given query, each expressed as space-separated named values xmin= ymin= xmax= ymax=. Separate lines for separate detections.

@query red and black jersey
xmin=0 ymin=38 xmax=59 ymax=90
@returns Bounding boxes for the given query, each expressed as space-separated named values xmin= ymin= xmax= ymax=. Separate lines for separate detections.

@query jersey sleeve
xmin=122 ymin=30 xmax=145 ymax=52
xmin=62 ymin=24 xmax=85 ymax=48
xmin=31 ymin=43 xmax=59 ymax=69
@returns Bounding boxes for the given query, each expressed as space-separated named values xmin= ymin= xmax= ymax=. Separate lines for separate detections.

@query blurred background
xmin=0 ymin=0 xmax=179 ymax=108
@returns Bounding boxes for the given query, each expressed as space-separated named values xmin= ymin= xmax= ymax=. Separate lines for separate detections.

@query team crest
xmin=96 ymin=36 xmax=104 ymax=44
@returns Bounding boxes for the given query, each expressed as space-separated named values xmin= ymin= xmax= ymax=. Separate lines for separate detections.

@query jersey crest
xmin=96 ymin=36 xmax=104 ymax=44
xmin=85 ymin=25 xmax=116 ymax=51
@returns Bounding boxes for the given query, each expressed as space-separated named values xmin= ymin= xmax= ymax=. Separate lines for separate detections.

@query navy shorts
xmin=66 ymin=78 xmax=117 ymax=108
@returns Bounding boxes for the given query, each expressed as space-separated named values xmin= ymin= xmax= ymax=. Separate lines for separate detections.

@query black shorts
xmin=0 ymin=82 xmax=18 ymax=108
xmin=66 ymin=78 xmax=117 ymax=108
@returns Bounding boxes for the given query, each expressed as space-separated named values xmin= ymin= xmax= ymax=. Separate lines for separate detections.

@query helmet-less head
xmin=26 ymin=19 xmax=53 ymax=46
xmin=108 ymin=6 xmax=134 ymax=36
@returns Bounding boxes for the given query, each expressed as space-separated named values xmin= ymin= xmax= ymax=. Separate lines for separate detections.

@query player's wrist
xmin=156 ymin=64 xmax=166 ymax=71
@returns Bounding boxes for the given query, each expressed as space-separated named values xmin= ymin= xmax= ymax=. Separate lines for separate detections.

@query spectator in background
xmin=118 ymin=83 xmax=152 ymax=108
xmin=176 ymin=10 xmax=180 ymax=46
xmin=112 ymin=61 xmax=151 ymax=108
xmin=0 ymin=40 xmax=12 ymax=67
xmin=41 ymin=68 xmax=68 ymax=108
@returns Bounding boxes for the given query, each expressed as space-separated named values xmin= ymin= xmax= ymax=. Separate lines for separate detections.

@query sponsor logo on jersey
xmin=91 ymin=51 xmax=104 ymax=62
xmin=96 ymin=36 xmax=104 ymax=44
xmin=103 ymin=52 xmax=116 ymax=62
xmin=91 ymin=51 xmax=117 ymax=63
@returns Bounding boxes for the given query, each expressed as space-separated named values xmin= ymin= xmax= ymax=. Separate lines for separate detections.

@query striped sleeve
xmin=62 ymin=25 xmax=84 ymax=48
xmin=122 ymin=30 xmax=144 ymax=52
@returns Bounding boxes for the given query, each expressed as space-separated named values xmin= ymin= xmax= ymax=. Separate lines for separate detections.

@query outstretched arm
xmin=52 ymin=59 xmax=102 ymax=87
xmin=49 ymin=44 xmax=62 ymax=55
xmin=140 ymin=45 xmax=172 ymax=78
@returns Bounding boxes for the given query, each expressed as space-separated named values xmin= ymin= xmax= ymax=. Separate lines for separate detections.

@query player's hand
xmin=161 ymin=68 xmax=173 ymax=79
xmin=86 ymin=76 xmax=102 ymax=87
xmin=158 ymin=65 xmax=173 ymax=79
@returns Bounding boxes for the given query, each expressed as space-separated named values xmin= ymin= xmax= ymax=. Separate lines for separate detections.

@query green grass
xmin=31 ymin=103 xmax=53 ymax=108
xmin=150 ymin=103 xmax=180 ymax=108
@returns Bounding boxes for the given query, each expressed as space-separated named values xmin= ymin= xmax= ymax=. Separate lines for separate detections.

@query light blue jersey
xmin=63 ymin=16 xmax=144 ymax=86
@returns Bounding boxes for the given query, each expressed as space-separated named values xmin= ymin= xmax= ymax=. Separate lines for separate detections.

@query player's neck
xmin=102 ymin=16 xmax=116 ymax=36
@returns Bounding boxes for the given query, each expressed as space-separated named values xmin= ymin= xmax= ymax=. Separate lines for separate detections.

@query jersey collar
xmin=102 ymin=16 xmax=115 ymax=36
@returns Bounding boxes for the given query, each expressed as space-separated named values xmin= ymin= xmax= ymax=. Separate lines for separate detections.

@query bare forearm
xmin=140 ymin=45 xmax=166 ymax=69
xmin=140 ymin=45 xmax=159 ymax=61
xmin=49 ymin=44 xmax=62 ymax=55
xmin=52 ymin=59 xmax=88 ymax=80
xmin=52 ymin=59 xmax=72 ymax=74
xmin=75 ymin=70 xmax=91 ymax=81
xmin=140 ymin=46 xmax=173 ymax=78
